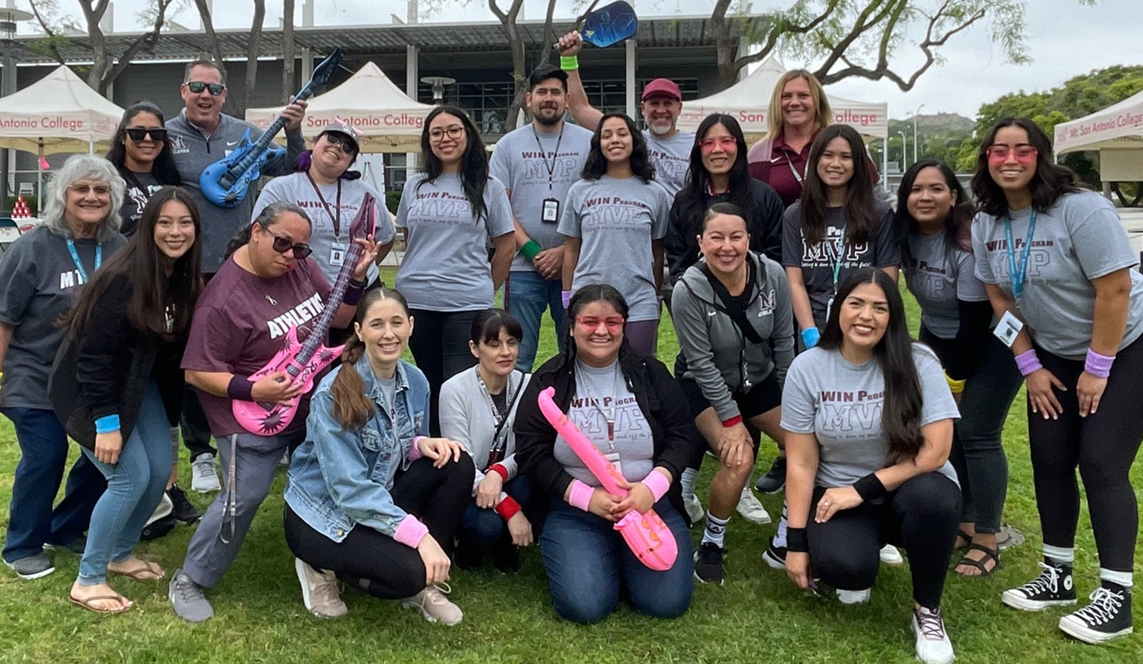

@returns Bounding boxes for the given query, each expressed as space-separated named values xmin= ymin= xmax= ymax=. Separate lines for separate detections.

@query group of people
xmin=0 ymin=29 xmax=1140 ymax=664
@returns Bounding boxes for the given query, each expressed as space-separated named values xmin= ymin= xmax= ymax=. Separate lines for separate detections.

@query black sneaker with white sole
xmin=762 ymin=543 xmax=787 ymax=570
xmin=694 ymin=542 xmax=726 ymax=585
xmin=1001 ymin=560 xmax=1077 ymax=611
xmin=1059 ymin=582 xmax=1133 ymax=644
xmin=755 ymin=456 xmax=787 ymax=494
xmin=167 ymin=484 xmax=202 ymax=524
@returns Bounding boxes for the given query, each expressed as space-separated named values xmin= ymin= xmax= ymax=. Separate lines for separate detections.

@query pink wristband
xmin=393 ymin=514 xmax=429 ymax=548
xmin=1015 ymin=349 xmax=1043 ymax=377
xmin=641 ymin=470 xmax=670 ymax=503
xmin=408 ymin=436 xmax=426 ymax=461
xmin=1085 ymin=348 xmax=1115 ymax=379
xmin=568 ymin=479 xmax=594 ymax=511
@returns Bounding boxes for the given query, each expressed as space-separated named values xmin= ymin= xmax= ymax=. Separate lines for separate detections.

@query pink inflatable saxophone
xmin=537 ymin=386 xmax=678 ymax=571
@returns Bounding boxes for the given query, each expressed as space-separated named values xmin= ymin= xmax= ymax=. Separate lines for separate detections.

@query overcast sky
xmin=16 ymin=0 xmax=1139 ymax=120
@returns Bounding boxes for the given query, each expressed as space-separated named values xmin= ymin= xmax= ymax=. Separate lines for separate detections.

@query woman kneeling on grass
xmin=284 ymin=287 xmax=475 ymax=624
xmin=782 ymin=268 xmax=962 ymax=664
xmin=514 ymin=285 xmax=694 ymax=624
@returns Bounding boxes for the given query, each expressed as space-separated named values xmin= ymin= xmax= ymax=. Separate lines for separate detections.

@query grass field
xmin=0 ymin=268 xmax=1140 ymax=664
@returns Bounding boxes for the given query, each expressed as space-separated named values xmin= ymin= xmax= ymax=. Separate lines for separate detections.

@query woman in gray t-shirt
xmin=971 ymin=117 xmax=1143 ymax=644
xmin=781 ymin=268 xmax=961 ymax=664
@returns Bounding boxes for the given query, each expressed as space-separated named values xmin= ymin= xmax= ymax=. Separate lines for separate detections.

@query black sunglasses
xmin=322 ymin=132 xmax=358 ymax=155
xmin=126 ymin=127 xmax=167 ymax=142
xmin=258 ymin=222 xmax=313 ymax=259
xmin=186 ymin=81 xmax=226 ymax=96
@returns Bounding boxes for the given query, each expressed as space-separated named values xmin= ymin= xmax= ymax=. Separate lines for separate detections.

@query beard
xmin=646 ymin=119 xmax=674 ymax=136
xmin=532 ymin=106 xmax=563 ymax=126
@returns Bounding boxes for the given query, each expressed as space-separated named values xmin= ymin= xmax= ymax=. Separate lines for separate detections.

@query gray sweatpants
xmin=181 ymin=430 xmax=301 ymax=588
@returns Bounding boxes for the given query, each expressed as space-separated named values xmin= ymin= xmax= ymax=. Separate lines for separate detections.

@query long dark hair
xmin=560 ymin=284 xmax=631 ymax=367
xmin=105 ymin=101 xmax=181 ymax=186
xmin=582 ymin=113 xmax=654 ymax=183
xmin=895 ymin=159 xmax=974 ymax=265
xmin=471 ymin=308 xmax=523 ymax=346
xmin=799 ymin=124 xmax=879 ymax=246
xmin=971 ymin=116 xmax=1081 ymax=217
xmin=818 ymin=268 xmax=923 ymax=465
xmin=419 ymin=106 xmax=489 ymax=221
xmin=63 ymin=187 xmax=203 ymax=339
xmin=329 ymin=287 xmax=411 ymax=430
xmin=674 ymin=114 xmax=752 ymax=240
xmin=224 ymin=201 xmax=312 ymax=260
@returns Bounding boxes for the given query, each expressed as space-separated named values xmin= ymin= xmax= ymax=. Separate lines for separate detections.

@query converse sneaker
xmin=837 ymin=587 xmax=872 ymax=605
xmin=1001 ymin=560 xmax=1077 ymax=611
xmin=167 ymin=484 xmax=202 ymax=524
xmin=1058 ymin=582 xmax=1133 ymax=644
xmin=736 ymin=486 xmax=771 ymax=525
xmin=295 ymin=558 xmax=347 ymax=618
xmin=402 ymin=584 xmax=463 ymax=626
xmin=755 ymin=456 xmax=787 ymax=494
xmin=912 ymin=606 xmax=956 ymax=664
xmin=693 ymin=542 xmax=726 ymax=585
xmin=169 ymin=569 xmax=214 ymax=623
xmin=4 ymin=552 xmax=55 ymax=580
xmin=683 ymin=492 xmax=705 ymax=525
xmin=191 ymin=453 xmax=222 ymax=493
xmin=879 ymin=544 xmax=904 ymax=566
xmin=762 ymin=542 xmax=787 ymax=570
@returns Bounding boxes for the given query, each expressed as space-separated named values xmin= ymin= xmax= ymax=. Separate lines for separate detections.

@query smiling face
xmin=571 ymin=300 xmax=625 ymax=368
xmin=250 ymin=211 xmax=311 ymax=278
xmin=311 ymin=131 xmax=356 ymax=177
xmin=123 ymin=111 xmax=164 ymax=171
xmin=839 ymin=281 xmax=890 ymax=357
xmin=780 ymin=77 xmax=816 ymax=132
xmin=527 ymin=77 xmax=568 ymax=127
xmin=641 ymin=96 xmax=681 ymax=136
xmin=986 ymin=125 xmax=1039 ymax=200
xmin=180 ymin=64 xmax=226 ymax=130
xmin=64 ymin=179 xmax=113 ymax=230
xmin=698 ymin=212 xmax=749 ymax=277
xmin=428 ymin=112 xmax=468 ymax=168
xmin=906 ymin=166 xmax=957 ymax=233
xmin=699 ymin=122 xmax=738 ymax=177
xmin=471 ymin=326 xmax=520 ymax=379
xmin=600 ymin=117 xmax=633 ymax=164
xmin=816 ymin=136 xmax=855 ymax=192
xmin=153 ymin=199 xmax=196 ymax=263
xmin=356 ymin=297 xmax=414 ymax=369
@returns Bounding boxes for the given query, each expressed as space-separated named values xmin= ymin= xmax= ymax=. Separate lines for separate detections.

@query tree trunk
xmin=281 ymin=0 xmax=296 ymax=103
xmin=242 ymin=0 xmax=266 ymax=116
xmin=192 ymin=0 xmax=231 ymax=112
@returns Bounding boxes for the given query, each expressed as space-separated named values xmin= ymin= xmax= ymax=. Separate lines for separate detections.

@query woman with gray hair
xmin=0 ymin=155 xmax=128 ymax=581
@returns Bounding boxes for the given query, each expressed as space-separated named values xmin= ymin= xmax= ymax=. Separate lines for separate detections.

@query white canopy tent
xmin=1054 ymin=89 xmax=1143 ymax=186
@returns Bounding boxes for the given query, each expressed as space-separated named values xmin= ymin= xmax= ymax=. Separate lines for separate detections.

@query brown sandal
xmin=109 ymin=559 xmax=165 ymax=581
xmin=68 ymin=593 xmax=133 ymax=614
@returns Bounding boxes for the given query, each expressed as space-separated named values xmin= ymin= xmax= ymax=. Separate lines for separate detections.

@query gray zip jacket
xmin=671 ymin=251 xmax=795 ymax=422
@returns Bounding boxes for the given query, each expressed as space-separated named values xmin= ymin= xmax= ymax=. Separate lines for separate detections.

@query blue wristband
xmin=801 ymin=327 xmax=821 ymax=349
xmin=94 ymin=414 xmax=120 ymax=434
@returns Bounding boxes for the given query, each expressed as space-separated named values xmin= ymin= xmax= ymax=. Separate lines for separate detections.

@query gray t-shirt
xmin=644 ymin=130 xmax=694 ymax=198
xmin=395 ymin=172 xmax=515 ymax=312
xmin=490 ymin=122 xmax=594 ymax=272
xmin=252 ymin=173 xmax=393 ymax=287
xmin=554 ymin=359 xmax=654 ymax=486
xmin=780 ymin=345 xmax=960 ymax=489
xmin=782 ymin=202 xmax=900 ymax=329
xmin=903 ymin=232 xmax=989 ymax=340
xmin=972 ymin=191 xmax=1143 ymax=360
xmin=558 ymin=175 xmax=671 ymax=322
xmin=0 ymin=226 xmax=128 ymax=409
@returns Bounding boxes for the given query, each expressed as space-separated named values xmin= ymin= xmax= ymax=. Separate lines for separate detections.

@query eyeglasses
xmin=125 ymin=127 xmax=167 ymax=142
xmin=257 ymin=222 xmax=313 ymax=259
xmin=69 ymin=183 xmax=112 ymax=196
xmin=428 ymin=125 xmax=465 ymax=142
xmin=321 ymin=132 xmax=358 ymax=155
xmin=699 ymin=136 xmax=737 ymax=152
xmin=986 ymin=144 xmax=1038 ymax=162
xmin=575 ymin=316 xmax=625 ymax=333
xmin=185 ymin=81 xmax=226 ymax=96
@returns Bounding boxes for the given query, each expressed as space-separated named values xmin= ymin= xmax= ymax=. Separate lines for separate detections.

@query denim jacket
xmin=284 ymin=356 xmax=429 ymax=543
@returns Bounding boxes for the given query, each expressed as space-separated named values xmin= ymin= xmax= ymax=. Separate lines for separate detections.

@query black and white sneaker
xmin=693 ymin=542 xmax=725 ymax=585
xmin=1001 ymin=560 xmax=1077 ymax=611
xmin=1058 ymin=582 xmax=1133 ymax=644
xmin=755 ymin=456 xmax=787 ymax=494
xmin=167 ymin=484 xmax=202 ymax=524
xmin=761 ymin=542 xmax=787 ymax=570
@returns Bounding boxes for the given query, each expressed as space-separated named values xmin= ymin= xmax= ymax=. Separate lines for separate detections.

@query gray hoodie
xmin=671 ymin=252 xmax=795 ymax=422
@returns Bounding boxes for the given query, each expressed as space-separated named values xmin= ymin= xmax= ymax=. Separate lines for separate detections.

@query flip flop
xmin=953 ymin=543 xmax=1002 ymax=577
xmin=68 ymin=593 xmax=133 ymax=614
xmin=110 ymin=559 xmax=165 ymax=581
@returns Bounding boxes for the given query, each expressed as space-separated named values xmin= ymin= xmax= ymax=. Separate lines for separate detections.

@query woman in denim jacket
xmin=283 ymin=287 xmax=475 ymax=624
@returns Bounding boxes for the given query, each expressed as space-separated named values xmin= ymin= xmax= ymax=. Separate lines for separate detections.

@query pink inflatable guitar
xmin=537 ymin=386 xmax=678 ymax=571
xmin=233 ymin=193 xmax=379 ymax=436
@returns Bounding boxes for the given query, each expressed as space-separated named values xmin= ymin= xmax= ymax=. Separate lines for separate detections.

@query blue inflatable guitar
xmin=200 ymin=48 xmax=343 ymax=208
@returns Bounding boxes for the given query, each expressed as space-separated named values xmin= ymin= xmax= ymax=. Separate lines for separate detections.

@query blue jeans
xmin=505 ymin=269 xmax=566 ymax=372
xmin=457 ymin=475 xmax=532 ymax=553
xmin=540 ymin=497 xmax=694 ymax=624
xmin=78 ymin=383 xmax=173 ymax=585
xmin=1 ymin=407 xmax=105 ymax=563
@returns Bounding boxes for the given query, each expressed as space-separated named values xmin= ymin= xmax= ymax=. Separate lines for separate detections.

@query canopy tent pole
xmin=37 ymin=139 xmax=43 ymax=216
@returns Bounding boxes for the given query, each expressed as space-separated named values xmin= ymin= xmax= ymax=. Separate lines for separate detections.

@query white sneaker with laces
xmin=736 ymin=486 xmax=771 ymax=524
xmin=912 ymin=606 xmax=955 ymax=664
xmin=191 ymin=453 xmax=222 ymax=493
xmin=402 ymin=584 xmax=463 ymax=626
xmin=880 ymin=543 xmax=904 ymax=566
xmin=295 ymin=558 xmax=347 ymax=618
xmin=683 ymin=492 xmax=705 ymax=524
xmin=837 ymin=588 xmax=872 ymax=604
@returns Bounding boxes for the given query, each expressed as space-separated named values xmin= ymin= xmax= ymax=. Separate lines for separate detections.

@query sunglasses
xmin=576 ymin=316 xmax=625 ymax=333
xmin=986 ymin=144 xmax=1038 ymax=162
xmin=69 ymin=183 xmax=112 ymax=196
xmin=322 ymin=132 xmax=358 ymax=155
xmin=699 ymin=136 xmax=737 ymax=152
xmin=186 ymin=81 xmax=226 ymax=96
xmin=126 ymin=127 xmax=167 ymax=142
xmin=258 ymin=222 xmax=313 ymax=259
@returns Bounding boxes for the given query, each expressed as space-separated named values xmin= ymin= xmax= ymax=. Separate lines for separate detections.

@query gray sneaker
xmin=169 ymin=569 xmax=214 ymax=623
xmin=402 ymin=584 xmax=463 ymax=626
xmin=294 ymin=558 xmax=347 ymax=618
xmin=191 ymin=453 xmax=222 ymax=493
xmin=5 ymin=552 xmax=55 ymax=580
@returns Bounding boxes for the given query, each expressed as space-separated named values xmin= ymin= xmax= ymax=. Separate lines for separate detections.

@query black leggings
xmin=406 ymin=308 xmax=480 ymax=436
xmin=1029 ymin=335 xmax=1143 ymax=572
xmin=284 ymin=454 xmax=475 ymax=600
xmin=807 ymin=473 xmax=961 ymax=609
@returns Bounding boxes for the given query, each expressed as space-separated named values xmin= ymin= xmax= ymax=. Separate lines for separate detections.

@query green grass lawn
xmin=0 ymin=270 xmax=1140 ymax=663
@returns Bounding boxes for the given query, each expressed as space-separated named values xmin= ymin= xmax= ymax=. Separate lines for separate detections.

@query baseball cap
xmin=641 ymin=78 xmax=682 ymax=102
xmin=318 ymin=116 xmax=361 ymax=153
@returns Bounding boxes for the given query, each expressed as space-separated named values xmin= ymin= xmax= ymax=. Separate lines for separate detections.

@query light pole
xmin=420 ymin=76 xmax=456 ymax=105
xmin=898 ymin=130 xmax=908 ymax=170
xmin=913 ymin=103 xmax=926 ymax=164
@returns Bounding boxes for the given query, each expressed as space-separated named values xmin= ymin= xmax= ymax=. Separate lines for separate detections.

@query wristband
xmin=853 ymin=473 xmax=888 ymax=503
xmin=568 ymin=479 xmax=594 ymax=511
xmin=944 ymin=373 xmax=966 ymax=394
xmin=393 ymin=514 xmax=429 ymax=548
xmin=1084 ymin=348 xmax=1115 ymax=379
xmin=343 ymin=278 xmax=367 ymax=307
xmin=1014 ymin=349 xmax=1042 ymax=377
xmin=408 ymin=436 xmax=426 ymax=461
xmin=559 ymin=55 xmax=580 ymax=71
xmin=494 ymin=495 xmax=522 ymax=521
xmin=641 ymin=470 xmax=670 ymax=503
xmin=722 ymin=415 xmax=743 ymax=428
xmin=787 ymin=527 xmax=809 ymax=553
xmin=227 ymin=375 xmax=254 ymax=401
xmin=520 ymin=239 xmax=542 ymax=261
xmin=488 ymin=463 xmax=509 ymax=482
xmin=94 ymin=414 xmax=120 ymax=434
xmin=801 ymin=327 xmax=821 ymax=349
xmin=561 ymin=290 xmax=572 ymax=309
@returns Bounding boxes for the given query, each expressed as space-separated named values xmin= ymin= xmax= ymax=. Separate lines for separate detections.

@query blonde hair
xmin=762 ymin=70 xmax=833 ymax=142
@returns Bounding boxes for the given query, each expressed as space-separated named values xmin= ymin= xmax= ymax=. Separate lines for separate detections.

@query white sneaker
xmin=837 ymin=588 xmax=872 ymax=604
xmin=880 ymin=544 xmax=904 ymax=566
xmin=191 ymin=453 xmax=222 ymax=493
xmin=736 ymin=486 xmax=771 ymax=524
xmin=912 ymin=606 xmax=956 ymax=664
xmin=683 ymin=492 xmax=705 ymax=524
xmin=402 ymin=584 xmax=463 ymax=626
xmin=294 ymin=558 xmax=347 ymax=618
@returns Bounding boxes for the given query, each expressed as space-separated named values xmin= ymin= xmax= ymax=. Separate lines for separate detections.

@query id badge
xmin=541 ymin=198 xmax=560 ymax=224
xmin=603 ymin=450 xmax=624 ymax=479
xmin=330 ymin=242 xmax=348 ymax=267
xmin=994 ymin=310 xmax=1024 ymax=348
xmin=825 ymin=296 xmax=835 ymax=323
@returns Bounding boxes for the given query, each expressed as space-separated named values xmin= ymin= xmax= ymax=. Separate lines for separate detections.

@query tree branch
xmin=100 ymin=0 xmax=175 ymax=93
xmin=26 ymin=0 xmax=69 ymax=67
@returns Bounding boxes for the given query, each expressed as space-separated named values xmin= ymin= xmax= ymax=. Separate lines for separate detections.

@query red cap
xmin=641 ymin=78 xmax=681 ymax=102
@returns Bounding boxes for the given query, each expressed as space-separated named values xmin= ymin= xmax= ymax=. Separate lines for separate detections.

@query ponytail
xmin=329 ymin=334 xmax=375 ymax=429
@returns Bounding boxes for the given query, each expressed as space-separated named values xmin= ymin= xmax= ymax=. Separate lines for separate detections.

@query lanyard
xmin=585 ymin=365 xmax=620 ymax=448
xmin=532 ymin=125 xmax=565 ymax=193
xmin=306 ymin=173 xmax=343 ymax=238
xmin=784 ymin=153 xmax=805 ymax=185
xmin=827 ymin=223 xmax=848 ymax=291
xmin=1003 ymin=210 xmax=1037 ymax=300
xmin=475 ymin=366 xmax=517 ymax=426
xmin=65 ymin=238 xmax=101 ymax=284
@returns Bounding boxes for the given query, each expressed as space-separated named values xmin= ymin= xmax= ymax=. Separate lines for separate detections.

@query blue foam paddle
xmin=581 ymin=1 xmax=638 ymax=47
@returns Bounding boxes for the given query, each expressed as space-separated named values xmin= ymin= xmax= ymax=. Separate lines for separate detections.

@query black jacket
xmin=513 ymin=347 xmax=696 ymax=517
xmin=49 ymin=273 xmax=185 ymax=451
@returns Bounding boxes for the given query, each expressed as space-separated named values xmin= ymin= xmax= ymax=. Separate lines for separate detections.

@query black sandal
xmin=953 ymin=543 xmax=1002 ymax=577
xmin=954 ymin=529 xmax=973 ymax=551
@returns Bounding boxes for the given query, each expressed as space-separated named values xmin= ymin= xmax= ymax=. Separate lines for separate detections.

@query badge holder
xmin=542 ymin=198 xmax=560 ymax=224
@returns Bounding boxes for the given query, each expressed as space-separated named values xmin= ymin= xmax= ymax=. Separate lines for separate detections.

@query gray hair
xmin=184 ymin=59 xmax=226 ymax=85
xmin=41 ymin=155 xmax=125 ymax=242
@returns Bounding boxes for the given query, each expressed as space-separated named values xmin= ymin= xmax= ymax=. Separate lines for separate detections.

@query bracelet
xmin=568 ymin=479 xmax=594 ymax=511
xmin=1014 ymin=349 xmax=1042 ymax=377
xmin=787 ymin=527 xmax=809 ymax=553
xmin=94 ymin=414 xmax=120 ymax=434
xmin=641 ymin=470 xmax=670 ymax=503
xmin=561 ymin=290 xmax=572 ymax=309
xmin=408 ymin=436 xmax=426 ymax=461
xmin=944 ymin=372 xmax=966 ymax=394
xmin=227 ymin=375 xmax=254 ymax=401
xmin=519 ymin=239 xmax=542 ymax=261
xmin=494 ymin=495 xmax=522 ymax=521
xmin=560 ymin=55 xmax=580 ymax=71
xmin=1084 ymin=348 xmax=1115 ymax=379
xmin=488 ymin=464 xmax=509 ymax=482
xmin=722 ymin=415 xmax=743 ymax=428
xmin=853 ymin=473 xmax=888 ymax=502
xmin=343 ymin=281 xmax=366 ymax=307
